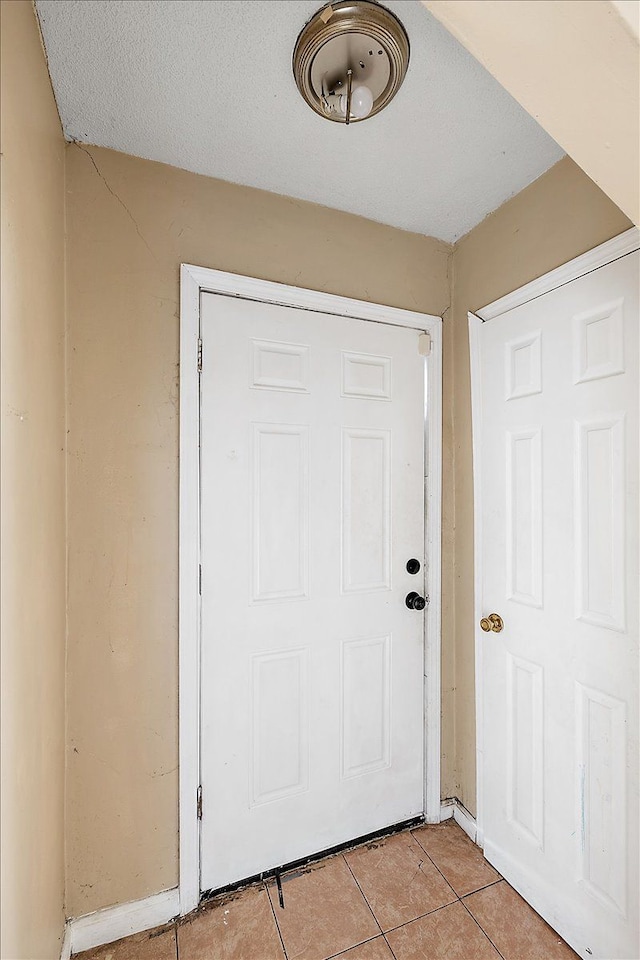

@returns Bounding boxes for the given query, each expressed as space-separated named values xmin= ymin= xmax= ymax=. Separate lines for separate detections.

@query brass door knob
xmin=480 ymin=613 xmax=504 ymax=633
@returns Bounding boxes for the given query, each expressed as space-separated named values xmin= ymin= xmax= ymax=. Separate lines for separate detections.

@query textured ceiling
xmin=36 ymin=0 xmax=564 ymax=242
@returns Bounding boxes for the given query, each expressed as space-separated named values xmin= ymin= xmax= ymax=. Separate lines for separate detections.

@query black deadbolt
xmin=406 ymin=558 xmax=421 ymax=575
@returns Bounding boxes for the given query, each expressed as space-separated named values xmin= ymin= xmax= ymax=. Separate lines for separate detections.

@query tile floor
xmin=76 ymin=821 xmax=579 ymax=960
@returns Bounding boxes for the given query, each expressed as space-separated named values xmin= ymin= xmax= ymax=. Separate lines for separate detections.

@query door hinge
xmin=198 ymin=564 xmax=202 ymax=595
xmin=197 ymin=785 xmax=203 ymax=820
xmin=418 ymin=331 xmax=432 ymax=356
xmin=197 ymin=337 xmax=203 ymax=372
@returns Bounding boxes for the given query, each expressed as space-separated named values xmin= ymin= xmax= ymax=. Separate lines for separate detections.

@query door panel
xmin=478 ymin=251 xmax=639 ymax=960
xmin=199 ymin=294 xmax=427 ymax=891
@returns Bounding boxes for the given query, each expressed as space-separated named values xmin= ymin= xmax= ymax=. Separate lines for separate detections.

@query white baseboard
xmin=68 ymin=887 xmax=179 ymax=955
xmin=440 ymin=798 xmax=478 ymax=844
xmin=60 ymin=923 xmax=71 ymax=960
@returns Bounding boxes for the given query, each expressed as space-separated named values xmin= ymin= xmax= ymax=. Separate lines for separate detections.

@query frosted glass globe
xmin=350 ymin=84 xmax=374 ymax=119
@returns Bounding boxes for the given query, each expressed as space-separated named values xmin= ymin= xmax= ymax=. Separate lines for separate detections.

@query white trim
xmin=424 ymin=318 xmax=443 ymax=823
xmin=440 ymin=798 xmax=478 ymax=843
xmin=476 ymin=227 xmax=640 ymax=321
xmin=68 ymin=888 xmax=179 ymax=955
xmin=60 ymin=923 xmax=71 ymax=960
xmin=179 ymin=264 xmax=202 ymax=916
xmin=468 ymin=311 xmax=485 ymax=850
xmin=440 ymin=799 xmax=455 ymax=821
xmin=179 ymin=265 xmax=443 ymax=907
xmin=181 ymin=264 xmax=439 ymax=331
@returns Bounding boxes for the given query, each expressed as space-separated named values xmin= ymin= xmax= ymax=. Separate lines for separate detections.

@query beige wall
xmin=64 ymin=145 xmax=631 ymax=914
xmin=0 ymin=2 xmax=67 ymax=957
xmin=64 ymin=144 xmax=451 ymax=916
xmin=449 ymin=156 xmax=632 ymax=813
xmin=423 ymin=1 xmax=640 ymax=226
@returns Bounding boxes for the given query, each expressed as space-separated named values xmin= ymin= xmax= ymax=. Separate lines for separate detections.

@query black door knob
xmin=405 ymin=592 xmax=427 ymax=611
xmin=406 ymin=558 xmax=421 ymax=574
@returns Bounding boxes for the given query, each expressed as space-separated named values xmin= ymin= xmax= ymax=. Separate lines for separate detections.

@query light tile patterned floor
xmin=75 ymin=821 xmax=578 ymax=960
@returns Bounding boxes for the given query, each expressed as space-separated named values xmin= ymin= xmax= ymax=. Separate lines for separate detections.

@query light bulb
xmin=350 ymin=84 xmax=374 ymax=119
xmin=338 ymin=84 xmax=374 ymax=120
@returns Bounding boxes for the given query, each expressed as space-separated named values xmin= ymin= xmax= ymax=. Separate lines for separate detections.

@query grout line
xmin=410 ymin=825 xmax=504 ymax=903
xmin=398 ymin=825 xmax=511 ymax=943
xmin=341 ymin=853 xmax=384 ymax=936
xmin=408 ymin=828 xmax=459 ymax=898
xmin=460 ymin=877 xmax=503 ymax=898
xmin=174 ymin=919 xmax=179 ymax=960
xmin=459 ymin=894 xmax=507 ymax=960
xmin=338 ymin=826 xmax=466 ymax=944
xmin=382 ymin=895 xmax=460 ymax=936
xmin=324 ymin=933 xmax=385 ymax=960
xmin=382 ymin=933 xmax=400 ymax=960
xmin=340 ymin=828 xmax=470 ymax=952
xmin=264 ymin=879 xmax=289 ymax=960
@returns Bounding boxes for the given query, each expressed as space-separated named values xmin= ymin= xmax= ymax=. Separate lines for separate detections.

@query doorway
xmin=179 ymin=267 xmax=443 ymax=911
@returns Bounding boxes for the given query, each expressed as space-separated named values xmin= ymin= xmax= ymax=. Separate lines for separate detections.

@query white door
xmin=199 ymin=293 xmax=428 ymax=891
xmin=476 ymin=251 xmax=639 ymax=960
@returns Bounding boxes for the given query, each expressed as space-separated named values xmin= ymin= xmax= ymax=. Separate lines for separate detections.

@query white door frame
xmin=179 ymin=264 xmax=444 ymax=915
xmin=469 ymin=226 xmax=640 ymax=850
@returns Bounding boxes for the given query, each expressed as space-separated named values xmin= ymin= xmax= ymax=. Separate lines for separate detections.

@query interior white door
xmin=477 ymin=251 xmax=639 ymax=960
xmin=199 ymin=293 xmax=427 ymax=891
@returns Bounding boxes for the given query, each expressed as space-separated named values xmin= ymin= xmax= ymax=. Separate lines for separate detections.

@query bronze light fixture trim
xmin=293 ymin=1 xmax=410 ymax=124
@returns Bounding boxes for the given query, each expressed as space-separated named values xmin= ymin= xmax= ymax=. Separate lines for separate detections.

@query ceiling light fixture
xmin=293 ymin=1 xmax=410 ymax=125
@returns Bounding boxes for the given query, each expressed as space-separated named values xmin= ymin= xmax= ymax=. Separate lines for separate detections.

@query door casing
xmin=178 ymin=264 xmax=443 ymax=915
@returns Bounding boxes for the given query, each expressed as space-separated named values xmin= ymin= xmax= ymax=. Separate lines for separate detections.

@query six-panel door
xmin=199 ymin=294 xmax=427 ymax=891
xmin=479 ymin=252 xmax=639 ymax=960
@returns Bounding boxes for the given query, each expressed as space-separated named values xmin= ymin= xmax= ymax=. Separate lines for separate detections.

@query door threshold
xmin=200 ymin=815 xmax=425 ymax=903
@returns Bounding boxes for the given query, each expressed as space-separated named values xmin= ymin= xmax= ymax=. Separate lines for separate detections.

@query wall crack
xmin=72 ymin=141 xmax=159 ymax=263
